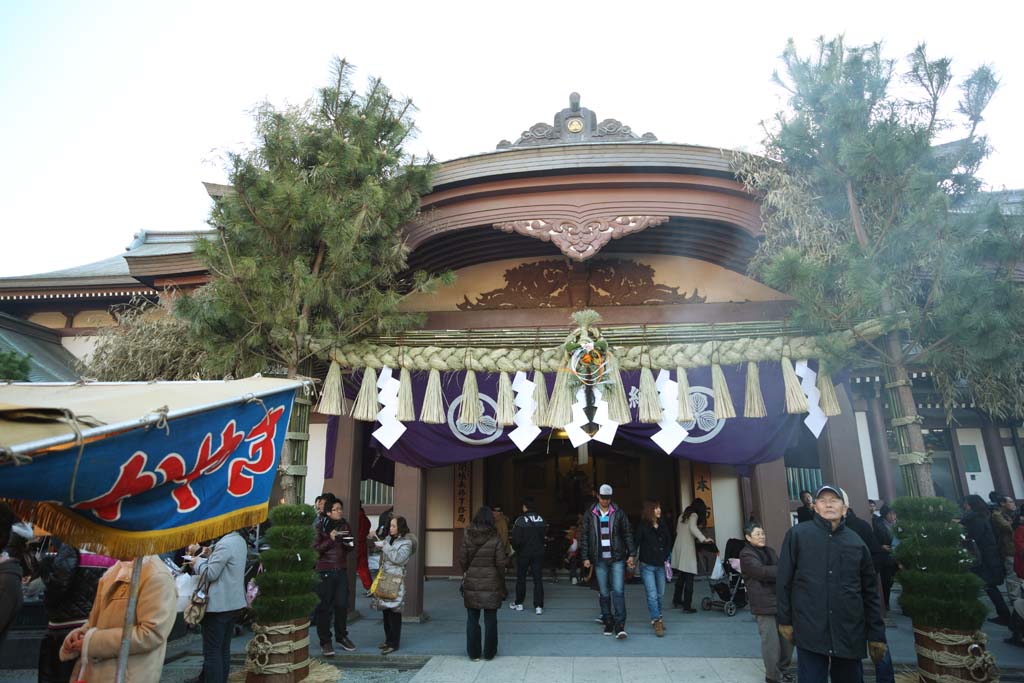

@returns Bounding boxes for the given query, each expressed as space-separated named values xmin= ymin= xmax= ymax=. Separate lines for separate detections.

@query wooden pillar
xmin=982 ymin=421 xmax=1014 ymax=498
xmin=322 ymin=416 xmax=363 ymax=613
xmin=739 ymin=476 xmax=754 ymax=526
xmin=750 ymin=457 xmax=791 ymax=549
xmin=866 ymin=392 xmax=897 ymax=505
xmin=818 ymin=386 xmax=870 ymax=514
xmin=394 ymin=462 xmax=427 ymax=620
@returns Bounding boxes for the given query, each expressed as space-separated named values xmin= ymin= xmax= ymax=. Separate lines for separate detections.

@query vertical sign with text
xmin=691 ymin=461 xmax=715 ymax=528
xmin=454 ymin=461 xmax=472 ymax=529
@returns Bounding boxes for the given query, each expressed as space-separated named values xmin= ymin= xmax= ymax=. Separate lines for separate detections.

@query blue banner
xmin=0 ymin=388 xmax=296 ymax=558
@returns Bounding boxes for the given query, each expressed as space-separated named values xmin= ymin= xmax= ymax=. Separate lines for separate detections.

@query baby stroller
xmin=701 ymin=538 xmax=748 ymax=617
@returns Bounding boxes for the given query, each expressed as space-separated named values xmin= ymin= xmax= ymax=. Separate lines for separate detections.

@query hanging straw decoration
xmin=397 ymin=367 xmax=415 ymax=423
xmin=676 ymin=366 xmax=694 ymax=423
xmin=816 ymin=360 xmax=842 ymax=416
xmin=532 ymin=345 xmax=550 ymax=428
xmin=496 ymin=371 xmax=515 ymax=427
xmin=459 ymin=362 xmax=482 ymax=426
xmin=638 ymin=367 xmax=662 ymax=424
xmin=419 ymin=368 xmax=446 ymax=424
xmin=605 ymin=351 xmax=631 ymax=425
xmin=315 ymin=359 xmax=344 ymax=416
xmin=710 ymin=337 xmax=736 ymax=419
xmin=743 ymin=361 xmax=767 ymax=418
xmin=351 ymin=367 xmax=379 ymax=422
xmin=545 ymin=360 xmax=573 ymax=429
xmin=781 ymin=354 xmax=809 ymax=414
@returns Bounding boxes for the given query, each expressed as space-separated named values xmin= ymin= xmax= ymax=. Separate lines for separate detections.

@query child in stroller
xmin=701 ymin=538 xmax=748 ymax=617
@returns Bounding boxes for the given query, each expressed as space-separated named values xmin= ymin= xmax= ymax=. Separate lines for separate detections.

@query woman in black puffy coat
xmin=460 ymin=506 xmax=509 ymax=661
xmin=961 ymin=494 xmax=1011 ymax=624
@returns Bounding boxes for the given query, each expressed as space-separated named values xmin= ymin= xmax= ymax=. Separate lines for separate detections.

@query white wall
xmin=61 ymin=335 xmax=98 ymax=363
xmin=426 ymin=465 xmax=454 ymax=567
xmin=304 ymin=422 xmax=327 ymax=506
xmin=956 ymin=428 xmax=995 ymax=497
xmin=1005 ymin=446 xmax=1024 ymax=499
xmin=855 ymin=412 xmax=880 ymax=500
xmin=709 ymin=465 xmax=743 ymax=547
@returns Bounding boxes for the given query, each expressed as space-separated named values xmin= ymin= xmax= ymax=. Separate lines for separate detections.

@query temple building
xmin=3 ymin=96 xmax=1022 ymax=620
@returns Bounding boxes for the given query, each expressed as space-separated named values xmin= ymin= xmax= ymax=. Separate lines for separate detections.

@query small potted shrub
xmin=893 ymin=496 xmax=997 ymax=682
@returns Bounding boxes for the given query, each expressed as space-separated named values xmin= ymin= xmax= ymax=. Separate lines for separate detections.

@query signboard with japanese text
xmin=454 ymin=461 xmax=472 ymax=529
xmin=691 ymin=461 xmax=715 ymax=528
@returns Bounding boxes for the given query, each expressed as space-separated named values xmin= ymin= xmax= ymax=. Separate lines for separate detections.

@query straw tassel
xmin=605 ymin=354 xmax=631 ymax=425
xmin=315 ymin=359 xmax=344 ymax=416
xmin=419 ymin=368 xmax=446 ymax=424
xmin=711 ymin=364 xmax=737 ymax=419
xmin=816 ymin=361 xmax=842 ymax=416
xmin=676 ymin=367 xmax=693 ymax=423
xmin=638 ymin=367 xmax=661 ymax=424
xmin=781 ymin=357 xmax=809 ymax=414
xmin=397 ymin=367 xmax=415 ymax=422
xmin=743 ymin=361 xmax=767 ymax=418
xmin=350 ymin=367 xmax=379 ymax=422
xmin=532 ymin=370 xmax=550 ymax=428
xmin=459 ymin=370 xmax=482 ymax=425
xmin=496 ymin=371 xmax=515 ymax=427
xmin=546 ymin=364 xmax=574 ymax=429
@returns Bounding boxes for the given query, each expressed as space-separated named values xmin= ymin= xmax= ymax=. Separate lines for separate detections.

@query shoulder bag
xmin=183 ymin=569 xmax=210 ymax=626
xmin=373 ymin=541 xmax=405 ymax=601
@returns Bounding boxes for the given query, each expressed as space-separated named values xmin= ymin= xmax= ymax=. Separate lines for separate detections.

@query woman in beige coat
xmin=60 ymin=556 xmax=177 ymax=682
xmin=670 ymin=499 xmax=710 ymax=613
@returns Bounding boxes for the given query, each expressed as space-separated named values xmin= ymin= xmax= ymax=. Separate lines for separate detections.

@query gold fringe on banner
xmin=638 ymin=367 xmax=661 ymax=424
xmin=676 ymin=367 xmax=694 ymax=423
xmin=496 ymin=372 xmax=515 ymax=427
xmin=419 ymin=368 xmax=446 ymax=424
xmin=605 ymin=354 xmax=631 ymax=425
xmin=711 ymin=364 xmax=737 ymax=419
xmin=4 ymin=500 xmax=269 ymax=560
xmin=781 ymin=357 xmax=809 ymax=414
xmin=314 ymin=360 xmax=344 ymax=416
xmin=532 ymin=370 xmax=550 ymax=428
xmin=351 ymin=367 xmax=379 ymax=422
xmin=816 ymin=362 xmax=842 ymax=416
xmin=546 ymin=361 xmax=574 ymax=429
xmin=743 ymin=361 xmax=767 ymax=418
xmin=459 ymin=370 xmax=481 ymax=425
xmin=397 ymin=368 xmax=415 ymax=423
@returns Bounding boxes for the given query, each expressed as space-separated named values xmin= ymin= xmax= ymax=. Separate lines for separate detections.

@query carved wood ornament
xmin=493 ymin=215 xmax=670 ymax=261
xmin=458 ymin=258 xmax=706 ymax=311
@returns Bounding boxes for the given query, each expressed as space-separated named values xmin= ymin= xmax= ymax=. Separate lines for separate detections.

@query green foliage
xmin=892 ymin=497 xmax=986 ymax=630
xmin=735 ymin=36 xmax=1024 ymax=419
xmin=0 ymin=350 xmax=30 ymax=381
xmin=175 ymin=58 xmax=453 ymax=378
xmin=253 ymin=504 xmax=317 ymax=623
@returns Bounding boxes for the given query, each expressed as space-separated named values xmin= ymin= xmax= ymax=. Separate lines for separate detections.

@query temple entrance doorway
xmin=483 ymin=439 xmax=681 ymax=573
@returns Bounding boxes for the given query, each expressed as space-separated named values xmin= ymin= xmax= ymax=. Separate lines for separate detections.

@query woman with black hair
xmin=670 ymin=498 xmax=711 ymax=613
xmin=961 ymin=494 xmax=1012 ymax=625
xmin=635 ymin=500 xmax=671 ymax=636
xmin=461 ymin=506 xmax=509 ymax=661
xmin=372 ymin=515 xmax=416 ymax=655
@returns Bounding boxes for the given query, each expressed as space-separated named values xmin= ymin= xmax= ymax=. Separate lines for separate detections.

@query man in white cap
xmin=776 ymin=484 xmax=887 ymax=682
xmin=580 ymin=484 xmax=635 ymax=639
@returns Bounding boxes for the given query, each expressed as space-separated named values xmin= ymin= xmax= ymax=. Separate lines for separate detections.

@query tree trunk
xmin=883 ymin=329 xmax=935 ymax=497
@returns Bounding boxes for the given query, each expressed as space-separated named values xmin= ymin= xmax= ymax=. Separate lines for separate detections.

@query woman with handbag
xmin=372 ymin=515 xmax=416 ymax=655
xmin=635 ymin=499 xmax=671 ymax=637
xmin=461 ymin=506 xmax=509 ymax=661
xmin=188 ymin=530 xmax=249 ymax=683
xmin=670 ymin=498 xmax=711 ymax=613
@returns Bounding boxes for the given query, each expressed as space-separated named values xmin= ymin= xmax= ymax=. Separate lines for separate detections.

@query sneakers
xmin=653 ymin=619 xmax=665 ymax=637
xmin=535 ymin=606 xmax=543 ymax=615
xmin=380 ymin=645 xmax=396 ymax=655
xmin=603 ymin=622 xmax=614 ymax=636
xmin=337 ymin=636 xmax=356 ymax=652
xmin=615 ymin=624 xmax=628 ymax=639
xmin=593 ymin=616 xmax=605 ymax=624
xmin=510 ymin=602 xmax=524 ymax=611
xmin=320 ymin=642 xmax=335 ymax=657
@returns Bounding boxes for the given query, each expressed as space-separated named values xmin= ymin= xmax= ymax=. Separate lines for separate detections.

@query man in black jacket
xmin=511 ymin=497 xmax=546 ymax=614
xmin=580 ymin=484 xmax=635 ymax=639
xmin=0 ymin=503 xmax=23 ymax=650
xmin=777 ymin=485 xmax=886 ymax=683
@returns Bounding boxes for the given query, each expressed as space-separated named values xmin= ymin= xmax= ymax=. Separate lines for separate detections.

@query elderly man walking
xmin=777 ymin=485 xmax=887 ymax=683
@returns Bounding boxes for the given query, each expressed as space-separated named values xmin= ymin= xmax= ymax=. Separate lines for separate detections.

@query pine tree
xmin=735 ymin=37 xmax=1024 ymax=496
xmin=176 ymin=59 xmax=452 ymax=501
xmin=0 ymin=350 xmax=30 ymax=381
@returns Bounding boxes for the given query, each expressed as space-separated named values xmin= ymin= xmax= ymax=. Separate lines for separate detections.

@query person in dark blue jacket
xmin=777 ymin=485 xmax=886 ymax=683
xmin=510 ymin=497 xmax=546 ymax=614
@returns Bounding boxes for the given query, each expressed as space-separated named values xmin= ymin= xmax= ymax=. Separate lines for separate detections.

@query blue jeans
xmin=875 ymin=648 xmax=895 ymax=683
xmin=640 ymin=562 xmax=665 ymax=620
xmin=594 ymin=559 xmax=626 ymax=626
xmin=201 ymin=610 xmax=238 ymax=683
xmin=796 ymin=647 xmax=863 ymax=683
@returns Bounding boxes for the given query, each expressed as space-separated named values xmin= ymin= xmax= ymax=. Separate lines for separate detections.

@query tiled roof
xmin=0 ymin=313 xmax=80 ymax=382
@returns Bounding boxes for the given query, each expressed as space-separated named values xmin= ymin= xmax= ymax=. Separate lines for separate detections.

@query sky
xmin=1 ymin=0 xmax=1021 ymax=277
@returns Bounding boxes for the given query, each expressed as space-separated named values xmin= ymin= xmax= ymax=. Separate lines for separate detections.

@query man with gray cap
xmin=776 ymin=485 xmax=887 ymax=682
xmin=580 ymin=484 xmax=635 ymax=638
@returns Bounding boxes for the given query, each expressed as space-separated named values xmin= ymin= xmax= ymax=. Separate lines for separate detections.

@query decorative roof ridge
xmin=496 ymin=93 xmax=657 ymax=150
